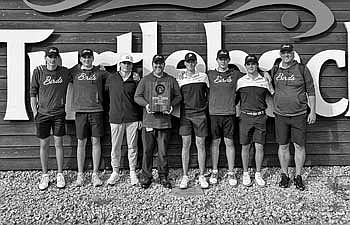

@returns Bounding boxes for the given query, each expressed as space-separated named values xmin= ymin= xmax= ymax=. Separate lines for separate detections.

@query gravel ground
xmin=1 ymin=166 xmax=350 ymax=225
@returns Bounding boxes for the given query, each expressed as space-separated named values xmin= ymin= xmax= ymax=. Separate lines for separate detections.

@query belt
xmin=241 ymin=110 xmax=265 ymax=116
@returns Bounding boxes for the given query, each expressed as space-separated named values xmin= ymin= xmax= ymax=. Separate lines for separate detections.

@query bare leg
xmin=196 ymin=136 xmax=206 ymax=175
xmin=54 ymin=136 xmax=64 ymax=173
xmin=255 ymin=143 xmax=264 ymax=172
xmin=278 ymin=143 xmax=290 ymax=174
xmin=39 ymin=137 xmax=50 ymax=173
xmin=293 ymin=143 xmax=305 ymax=176
xmin=77 ymin=138 xmax=87 ymax=173
xmin=241 ymin=144 xmax=251 ymax=172
xmin=210 ymin=138 xmax=220 ymax=171
xmin=224 ymin=138 xmax=235 ymax=171
xmin=181 ymin=135 xmax=191 ymax=176
xmin=91 ymin=137 xmax=101 ymax=174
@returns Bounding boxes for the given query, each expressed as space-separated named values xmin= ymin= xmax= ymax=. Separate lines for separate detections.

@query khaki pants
xmin=110 ymin=122 xmax=138 ymax=171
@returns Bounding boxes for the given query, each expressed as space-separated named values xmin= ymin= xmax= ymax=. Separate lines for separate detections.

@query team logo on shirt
xmin=78 ymin=72 xmax=97 ymax=81
xmin=43 ymin=76 xmax=63 ymax=85
xmin=214 ymin=75 xmax=232 ymax=83
xmin=276 ymin=73 xmax=296 ymax=81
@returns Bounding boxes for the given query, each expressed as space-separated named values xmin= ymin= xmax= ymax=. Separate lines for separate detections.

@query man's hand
xmin=145 ymin=104 xmax=153 ymax=114
xmin=307 ymin=111 xmax=316 ymax=124
xmin=164 ymin=106 xmax=173 ymax=115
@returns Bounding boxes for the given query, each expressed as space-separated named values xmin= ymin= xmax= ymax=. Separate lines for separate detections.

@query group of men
xmin=30 ymin=43 xmax=316 ymax=191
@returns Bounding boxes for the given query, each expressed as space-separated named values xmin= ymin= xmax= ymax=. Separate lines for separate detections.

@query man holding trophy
xmin=134 ymin=54 xmax=182 ymax=189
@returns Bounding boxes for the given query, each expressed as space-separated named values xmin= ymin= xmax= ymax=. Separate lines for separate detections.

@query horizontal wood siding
xmin=0 ymin=0 xmax=349 ymax=170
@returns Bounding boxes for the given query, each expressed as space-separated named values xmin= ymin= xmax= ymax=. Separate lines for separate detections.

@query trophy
xmin=150 ymin=82 xmax=171 ymax=112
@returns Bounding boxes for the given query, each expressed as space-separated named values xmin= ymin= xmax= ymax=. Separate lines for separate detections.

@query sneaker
xmin=130 ymin=171 xmax=139 ymax=185
xmin=56 ymin=173 xmax=65 ymax=189
xmin=92 ymin=173 xmax=103 ymax=187
xmin=209 ymin=171 xmax=218 ymax=185
xmin=179 ymin=175 xmax=190 ymax=189
xmin=198 ymin=175 xmax=209 ymax=189
xmin=106 ymin=172 xmax=119 ymax=186
xmin=227 ymin=172 xmax=238 ymax=186
xmin=294 ymin=175 xmax=305 ymax=191
xmin=75 ymin=173 xmax=84 ymax=187
xmin=279 ymin=173 xmax=290 ymax=188
xmin=160 ymin=177 xmax=172 ymax=189
xmin=242 ymin=172 xmax=252 ymax=186
xmin=255 ymin=172 xmax=266 ymax=186
xmin=38 ymin=174 xmax=50 ymax=190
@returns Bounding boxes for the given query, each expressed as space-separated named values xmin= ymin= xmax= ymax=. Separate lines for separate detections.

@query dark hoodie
xmin=273 ymin=60 xmax=315 ymax=116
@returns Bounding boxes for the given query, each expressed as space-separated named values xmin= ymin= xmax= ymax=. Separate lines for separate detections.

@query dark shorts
xmin=75 ymin=112 xmax=104 ymax=139
xmin=275 ymin=113 xmax=307 ymax=146
xmin=210 ymin=115 xmax=235 ymax=139
xmin=35 ymin=112 xmax=66 ymax=139
xmin=179 ymin=114 xmax=208 ymax=137
xmin=239 ymin=114 xmax=267 ymax=145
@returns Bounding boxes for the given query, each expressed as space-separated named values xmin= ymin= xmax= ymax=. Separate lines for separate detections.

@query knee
xmin=279 ymin=144 xmax=289 ymax=151
xmin=91 ymin=137 xmax=101 ymax=145
xmin=224 ymin=138 xmax=234 ymax=148
xmin=294 ymin=143 xmax=305 ymax=153
xmin=211 ymin=139 xmax=220 ymax=147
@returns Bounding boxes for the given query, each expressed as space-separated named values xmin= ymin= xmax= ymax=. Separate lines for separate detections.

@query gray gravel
xmin=0 ymin=166 xmax=350 ymax=225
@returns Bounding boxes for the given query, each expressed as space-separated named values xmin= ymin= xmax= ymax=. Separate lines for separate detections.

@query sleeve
xmin=30 ymin=68 xmax=40 ymax=97
xmin=304 ymin=67 xmax=315 ymax=96
xmin=134 ymin=78 xmax=149 ymax=107
xmin=170 ymin=77 xmax=182 ymax=107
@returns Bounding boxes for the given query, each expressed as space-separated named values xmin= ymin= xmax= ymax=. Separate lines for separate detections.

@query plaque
xmin=150 ymin=82 xmax=171 ymax=112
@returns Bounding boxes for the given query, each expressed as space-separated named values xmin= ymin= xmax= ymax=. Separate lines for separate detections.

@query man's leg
xmin=255 ymin=143 xmax=264 ymax=172
xmin=196 ymin=136 xmax=206 ymax=175
xmin=39 ymin=137 xmax=50 ymax=173
xmin=77 ymin=138 xmax=87 ymax=174
xmin=91 ymin=137 xmax=101 ymax=174
xmin=125 ymin=122 xmax=139 ymax=185
xmin=224 ymin=137 xmax=235 ymax=171
xmin=278 ymin=143 xmax=290 ymax=174
xmin=210 ymin=138 xmax=221 ymax=171
xmin=110 ymin=123 xmax=124 ymax=174
xmin=53 ymin=136 xmax=64 ymax=173
xmin=181 ymin=135 xmax=192 ymax=176
xmin=294 ymin=143 xmax=305 ymax=175
xmin=241 ymin=144 xmax=250 ymax=173
xmin=141 ymin=128 xmax=156 ymax=182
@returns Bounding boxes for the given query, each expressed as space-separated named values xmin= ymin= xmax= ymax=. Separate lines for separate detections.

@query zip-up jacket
xmin=106 ymin=72 xmax=142 ymax=124
xmin=70 ymin=65 xmax=108 ymax=112
xmin=30 ymin=65 xmax=71 ymax=116
xmin=273 ymin=60 xmax=315 ymax=116
xmin=134 ymin=72 xmax=181 ymax=129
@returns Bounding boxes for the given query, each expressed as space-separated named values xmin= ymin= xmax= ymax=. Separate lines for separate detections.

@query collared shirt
xmin=237 ymin=73 xmax=274 ymax=112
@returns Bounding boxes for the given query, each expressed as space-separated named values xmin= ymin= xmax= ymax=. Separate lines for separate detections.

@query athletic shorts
xmin=274 ymin=113 xmax=307 ymax=146
xmin=179 ymin=114 xmax=208 ymax=137
xmin=239 ymin=114 xmax=267 ymax=145
xmin=75 ymin=112 xmax=104 ymax=139
xmin=35 ymin=112 xmax=66 ymax=139
xmin=210 ymin=115 xmax=235 ymax=139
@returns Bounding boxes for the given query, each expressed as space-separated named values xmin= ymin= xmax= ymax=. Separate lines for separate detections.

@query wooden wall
xmin=0 ymin=0 xmax=349 ymax=170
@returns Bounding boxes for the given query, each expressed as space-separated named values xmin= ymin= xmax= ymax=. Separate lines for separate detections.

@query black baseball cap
xmin=152 ymin=54 xmax=165 ymax=64
xmin=185 ymin=52 xmax=197 ymax=62
xmin=45 ymin=47 xmax=59 ymax=57
xmin=80 ymin=49 xmax=94 ymax=57
xmin=245 ymin=54 xmax=258 ymax=65
xmin=280 ymin=44 xmax=294 ymax=52
xmin=217 ymin=49 xmax=230 ymax=59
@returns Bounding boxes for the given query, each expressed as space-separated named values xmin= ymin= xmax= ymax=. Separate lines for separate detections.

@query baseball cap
xmin=185 ymin=52 xmax=197 ymax=62
xmin=280 ymin=44 xmax=294 ymax=52
xmin=152 ymin=54 xmax=165 ymax=64
xmin=245 ymin=54 xmax=258 ymax=65
xmin=120 ymin=54 xmax=133 ymax=63
xmin=45 ymin=47 xmax=59 ymax=57
xmin=80 ymin=49 xmax=94 ymax=57
xmin=217 ymin=49 xmax=230 ymax=59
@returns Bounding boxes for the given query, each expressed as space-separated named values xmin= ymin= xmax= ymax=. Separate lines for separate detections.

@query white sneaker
xmin=227 ymin=172 xmax=238 ymax=186
xmin=106 ymin=172 xmax=119 ymax=186
xmin=209 ymin=171 xmax=218 ymax=185
xmin=56 ymin=173 xmax=65 ymax=189
xmin=242 ymin=172 xmax=252 ymax=187
xmin=75 ymin=173 xmax=84 ymax=187
xmin=179 ymin=175 xmax=189 ymax=189
xmin=92 ymin=173 xmax=103 ymax=187
xmin=255 ymin=172 xmax=266 ymax=186
xmin=130 ymin=171 xmax=139 ymax=185
xmin=198 ymin=175 xmax=209 ymax=189
xmin=38 ymin=174 xmax=50 ymax=190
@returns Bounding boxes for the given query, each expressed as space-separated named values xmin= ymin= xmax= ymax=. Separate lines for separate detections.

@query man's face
xmin=216 ymin=57 xmax=230 ymax=70
xmin=280 ymin=50 xmax=295 ymax=64
xmin=152 ymin=62 xmax=165 ymax=74
xmin=80 ymin=55 xmax=94 ymax=67
xmin=184 ymin=60 xmax=197 ymax=71
xmin=45 ymin=55 xmax=59 ymax=67
xmin=120 ymin=61 xmax=133 ymax=73
xmin=245 ymin=62 xmax=258 ymax=74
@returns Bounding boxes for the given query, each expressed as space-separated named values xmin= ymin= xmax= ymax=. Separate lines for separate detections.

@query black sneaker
xmin=279 ymin=173 xmax=290 ymax=188
xmin=160 ymin=177 xmax=172 ymax=189
xmin=139 ymin=174 xmax=152 ymax=189
xmin=294 ymin=175 xmax=305 ymax=191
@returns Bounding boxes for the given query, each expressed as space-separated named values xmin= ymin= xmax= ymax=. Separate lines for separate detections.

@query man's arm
xmin=134 ymin=78 xmax=148 ymax=107
xmin=304 ymin=67 xmax=316 ymax=124
xmin=30 ymin=68 xmax=40 ymax=118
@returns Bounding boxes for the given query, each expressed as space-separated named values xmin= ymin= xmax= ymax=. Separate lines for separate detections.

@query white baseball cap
xmin=120 ymin=54 xmax=133 ymax=63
